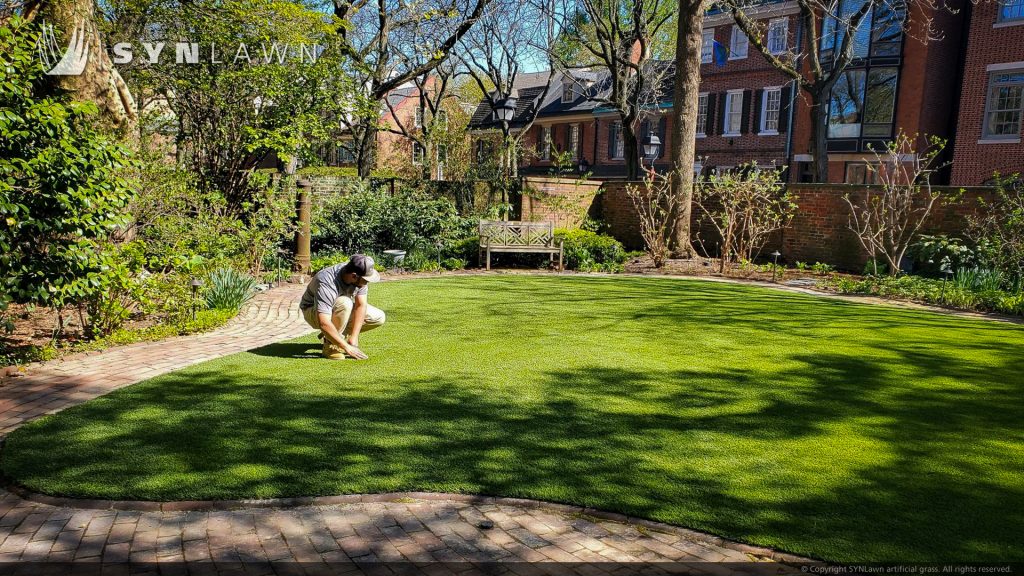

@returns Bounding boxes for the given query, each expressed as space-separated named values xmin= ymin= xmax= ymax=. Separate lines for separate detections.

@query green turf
xmin=3 ymin=276 xmax=1023 ymax=562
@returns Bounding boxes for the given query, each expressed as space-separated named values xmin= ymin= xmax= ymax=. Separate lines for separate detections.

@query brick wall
xmin=950 ymin=1 xmax=1024 ymax=185
xmin=512 ymin=177 xmax=995 ymax=269
xmin=520 ymin=177 xmax=604 ymax=229
xmin=780 ymin=184 xmax=994 ymax=270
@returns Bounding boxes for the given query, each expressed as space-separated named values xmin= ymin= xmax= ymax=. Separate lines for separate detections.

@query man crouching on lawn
xmin=299 ymin=254 xmax=385 ymax=360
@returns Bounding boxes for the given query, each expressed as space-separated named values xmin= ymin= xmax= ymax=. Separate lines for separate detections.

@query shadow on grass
xmin=248 ymin=342 xmax=322 ymax=359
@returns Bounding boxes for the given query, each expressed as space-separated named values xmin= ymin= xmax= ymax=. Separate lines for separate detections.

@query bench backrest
xmin=479 ymin=220 xmax=555 ymax=248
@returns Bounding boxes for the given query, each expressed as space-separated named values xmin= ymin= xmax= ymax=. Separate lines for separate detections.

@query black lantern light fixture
xmin=643 ymin=132 xmax=661 ymax=160
xmin=771 ymin=250 xmax=782 ymax=283
xmin=940 ymin=261 xmax=954 ymax=303
xmin=495 ymin=95 xmax=517 ymax=123
xmin=190 ymin=278 xmax=203 ymax=321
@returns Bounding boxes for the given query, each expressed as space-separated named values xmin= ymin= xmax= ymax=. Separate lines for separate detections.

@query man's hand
xmin=342 ymin=342 xmax=368 ymax=360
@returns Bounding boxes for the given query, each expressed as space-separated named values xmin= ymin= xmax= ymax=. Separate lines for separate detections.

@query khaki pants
xmin=302 ymin=296 xmax=386 ymax=337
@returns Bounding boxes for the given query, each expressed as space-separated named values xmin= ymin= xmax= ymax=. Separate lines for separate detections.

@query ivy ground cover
xmin=3 ymin=276 xmax=1023 ymax=562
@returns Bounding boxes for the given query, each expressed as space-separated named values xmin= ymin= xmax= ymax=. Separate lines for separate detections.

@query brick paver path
xmin=0 ymin=281 xmax=805 ymax=572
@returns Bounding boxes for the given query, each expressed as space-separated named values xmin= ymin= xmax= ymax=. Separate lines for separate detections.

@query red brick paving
xmin=0 ymin=279 xmax=806 ymax=570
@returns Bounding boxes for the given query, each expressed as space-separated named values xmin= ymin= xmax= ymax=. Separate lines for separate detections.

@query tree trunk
xmin=669 ymin=0 xmax=705 ymax=257
xmin=28 ymin=0 xmax=138 ymax=133
xmin=356 ymin=126 xmax=377 ymax=178
xmin=809 ymin=88 xmax=830 ymax=183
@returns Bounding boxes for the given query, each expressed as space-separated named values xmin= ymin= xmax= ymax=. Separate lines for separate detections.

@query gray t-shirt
xmin=299 ymin=262 xmax=369 ymax=314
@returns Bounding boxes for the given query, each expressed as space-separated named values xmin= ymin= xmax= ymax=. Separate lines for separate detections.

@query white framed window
xmin=569 ymin=124 xmax=580 ymax=156
xmin=760 ymin=87 xmax=782 ymax=134
xmin=984 ymin=70 xmax=1024 ymax=138
xmin=562 ymin=83 xmax=576 ymax=103
xmin=730 ymin=26 xmax=748 ymax=59
xmin=412 ymin=142 xmax=425 ymax=165
xmin=701 ymin=29 xmax=715 ymax=64
xmin=414 ymin=107 xmax=423 ymax=128
xmin=696 ymin=93 xmax=709 ymax=137
xmin=724 ymin=90 xmax=744 ymax=135
xmin=612 ymin=121 xmax=625 ymax=159
xmin=999 ymin=0 xmax=1024 ymax=23
xmin=767 ymin=18 xmax=788 ymax=55
xmin=540 ymin=126 xmax=552 ymax=160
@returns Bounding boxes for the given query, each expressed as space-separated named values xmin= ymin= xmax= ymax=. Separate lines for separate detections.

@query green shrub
xmin=908 ymin=235 xmax=977 ymax=278
xmin=554 ymin=229 xmax=627 ymax=272
xmin=862 ymin=259 xmax=890 ymax=276
xmin=442 ymin=258 xmax=467 ymax=270
xmin=203 ymin=268 xmax=257 ymax=312
xmin=811 ymin=262 xmax=836 ymax=275
xmin=955 ymin=267 xmax=1004 ymax=293
xmin=313 ymin=182 xmax=471 ymax=256
xmin=310 ymin=251 xmax=349 ymax=273
xmin=1 ymin=17 xmax=136 ymax=315
xmin=821 ymin=273 xmax=1024 ymax=316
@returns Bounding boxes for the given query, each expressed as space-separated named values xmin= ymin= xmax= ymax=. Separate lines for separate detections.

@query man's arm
xmin=317 ymin=312 xmax=368 ymax=360
xmin=347 ymin=294 xmax=368 ymax=346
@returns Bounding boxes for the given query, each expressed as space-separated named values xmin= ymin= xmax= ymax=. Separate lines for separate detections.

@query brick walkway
xmin=0 ymin=280 xmax=805 ymax=572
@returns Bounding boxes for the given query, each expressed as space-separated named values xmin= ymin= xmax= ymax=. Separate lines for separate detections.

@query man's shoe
xmin=322 ymin=342 xmax=347 ymax=360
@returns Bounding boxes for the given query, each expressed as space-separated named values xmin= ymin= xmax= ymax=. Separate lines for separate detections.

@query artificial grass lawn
xmin=3 ymin=275 xmax=1023 ymax=562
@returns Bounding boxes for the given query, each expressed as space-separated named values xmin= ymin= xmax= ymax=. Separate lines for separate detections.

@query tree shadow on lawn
xmin=3 ymin=343 xmax=1022 ymax=562
xmin=248 ymin=342 xmax=322 ymax=359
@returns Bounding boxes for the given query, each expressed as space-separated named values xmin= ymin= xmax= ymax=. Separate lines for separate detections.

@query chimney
xmin=629 ymin=39 xmax=647 ymax=65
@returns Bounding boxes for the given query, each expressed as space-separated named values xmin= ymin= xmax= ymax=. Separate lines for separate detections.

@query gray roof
xmin=468 ymin=63 xmax=676 ymax=129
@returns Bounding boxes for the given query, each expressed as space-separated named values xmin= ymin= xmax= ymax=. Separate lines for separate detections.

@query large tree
xmin=330 ymin=0 xmax=492 ymax=176
xmin=18 ymin=0 xmax=137 ymax=131
xmin=721 ymin=0 xmax=937 ymax=182
xmin=669 ymin=0 xmax=707 ymax=256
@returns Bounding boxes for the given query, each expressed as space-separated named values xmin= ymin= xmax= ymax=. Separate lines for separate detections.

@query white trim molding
xmin=987 ymin=62 xmax=1024 ymax=72
xmin=704 ymin=1 xmax=798 ymax=27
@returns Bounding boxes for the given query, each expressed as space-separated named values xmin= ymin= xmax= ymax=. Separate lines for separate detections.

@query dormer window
xmin=562 ymin=83 xmax=576 ymax=103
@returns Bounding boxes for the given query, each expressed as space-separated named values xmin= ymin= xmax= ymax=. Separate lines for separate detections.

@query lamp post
xmin=941 ymin=266 xmax=954 ymax=304
xmin=190 ymin=278 xmax=203 ymax=322
xmin=494 ymin=96 xmax=517 ymax=123
xmin=295 ymin=179 xmax=312 ymax=275
xmin=643 ymin=132 xmax=661 ymax=161
xmin=494 ymin=93 xmax=517 ymax=219
xmin=771 ymin=250 xmax=782 ymax=283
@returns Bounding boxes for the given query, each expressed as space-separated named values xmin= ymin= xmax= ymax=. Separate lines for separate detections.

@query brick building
xmin=950 ymin=0 xmax=1024 ymax=185
xmin=695 ymin=2 xmax=799 ymax=175
xmin=785 ymin=0 xmax=967 ymax=184
xmin=468 ymin=0 xmax=1013 ymax=185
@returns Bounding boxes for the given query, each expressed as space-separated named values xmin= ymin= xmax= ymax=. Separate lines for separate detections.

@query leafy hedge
xmin=822 ymin=274 xmax=1024 ymax=316
xmin=555 ymin=229 xmax=627 ymax=273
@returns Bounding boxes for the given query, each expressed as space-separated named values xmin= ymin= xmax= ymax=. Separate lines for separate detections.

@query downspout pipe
xmin=784 ymin=14 xmax=803 ymax=181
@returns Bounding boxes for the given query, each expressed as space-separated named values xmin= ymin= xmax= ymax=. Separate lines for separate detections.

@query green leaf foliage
xmin=0 ymin=17 xmax=136 ymax=311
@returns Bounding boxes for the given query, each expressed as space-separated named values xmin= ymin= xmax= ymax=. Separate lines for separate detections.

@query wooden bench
xmin=478 ymin=220 xmax=564 ymax=271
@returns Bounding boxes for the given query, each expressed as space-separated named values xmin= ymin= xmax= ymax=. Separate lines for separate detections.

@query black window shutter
xmin=607 ymin=121 xmax=615 ymax=159
xmin=779 ymin=86 xmax=792 ymax=133
xmin=706 ymin=94 xmax=717 ymax=136
xmin=753 ymin=89 xmax=764 ymax=134
xmin=658 ymin=116 xmax=667 ymax=158
xmin=717 ymin=92 xmax=727 ymax=135
xmin=536 ymin=126 xmax=543 ymax=154
xmin=740 ymin=90 xmax=752 ymax=134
